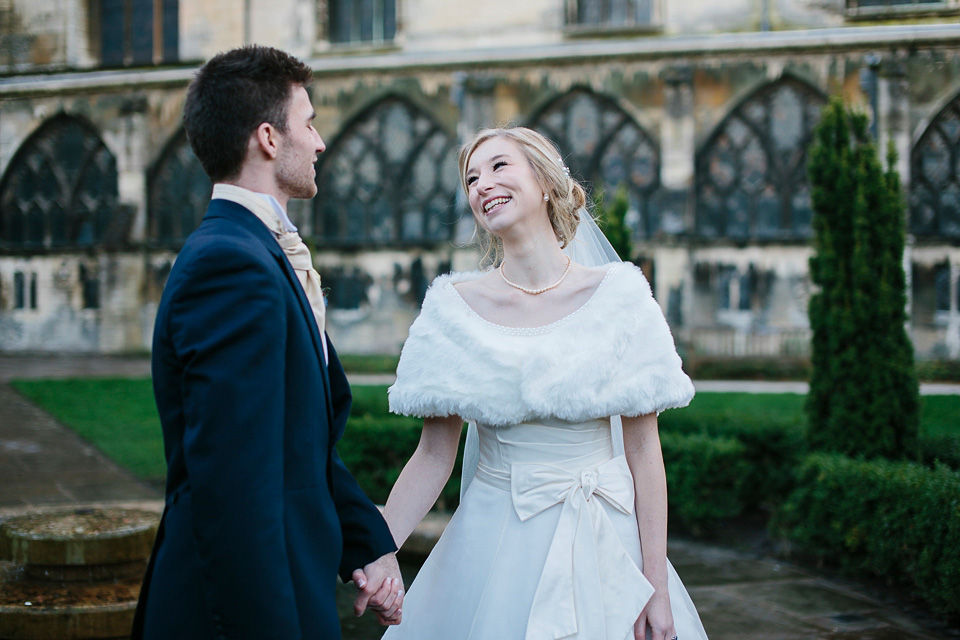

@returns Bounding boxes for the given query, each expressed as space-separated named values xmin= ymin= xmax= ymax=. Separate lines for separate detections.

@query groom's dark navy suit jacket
xmin=133 ymin=199 xmax=396 ymax=640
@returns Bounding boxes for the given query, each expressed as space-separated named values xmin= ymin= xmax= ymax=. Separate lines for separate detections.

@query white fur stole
xmin=388 ymin=262 xmax=694 ymax=426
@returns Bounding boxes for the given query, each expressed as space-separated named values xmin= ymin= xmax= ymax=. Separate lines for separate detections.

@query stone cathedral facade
xmin=1 ymin=0 xmax=959 ymax=360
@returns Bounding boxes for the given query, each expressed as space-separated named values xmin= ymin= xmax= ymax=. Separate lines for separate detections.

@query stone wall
xmin=2 ymin=3 xmax=960 ymax=358
xmin=0 ymin=0 xmax=93 ymax=72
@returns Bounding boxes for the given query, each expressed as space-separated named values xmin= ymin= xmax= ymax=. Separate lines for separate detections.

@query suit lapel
xmin=204 ymin=200 xmax=336 ymax=428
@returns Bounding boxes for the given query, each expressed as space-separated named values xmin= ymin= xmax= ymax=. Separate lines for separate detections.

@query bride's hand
xmin=352 ymin=553 xmax=405 ymax=625
xmin=635 ymin=590 xmax=676 ymax=640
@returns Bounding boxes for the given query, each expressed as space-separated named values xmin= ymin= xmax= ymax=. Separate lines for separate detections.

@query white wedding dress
xmin=383 ymin=262 xmax=710 ymax=640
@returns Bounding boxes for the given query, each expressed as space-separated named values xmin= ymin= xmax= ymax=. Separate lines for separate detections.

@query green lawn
xmin=10 ymin=379 xmax=960 ymax=485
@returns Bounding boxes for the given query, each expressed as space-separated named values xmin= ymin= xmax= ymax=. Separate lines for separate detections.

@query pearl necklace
xmin=498 ymin=256 xmax=572 ymax=295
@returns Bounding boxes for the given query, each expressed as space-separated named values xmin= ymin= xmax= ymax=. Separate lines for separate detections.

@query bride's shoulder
xmin=430 ymin=268 xmax=488 ymax=288
xmin=421 ymin=269 xmax=490 ymax=308
xmin=573 ymin=261 xmax=650 ymax=294
xmin=602 ymin=261 xmax=652 ymax=292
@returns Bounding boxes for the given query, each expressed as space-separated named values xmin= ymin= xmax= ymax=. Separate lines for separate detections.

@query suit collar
xmin=204 ymin=198 xmax=281 ymax=254
xmin=203 ymin=199 xmax=334 ymax=414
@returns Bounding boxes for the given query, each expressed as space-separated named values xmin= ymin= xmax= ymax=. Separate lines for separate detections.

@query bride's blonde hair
xmin=458 ymin=127 xmax=587 ymax=268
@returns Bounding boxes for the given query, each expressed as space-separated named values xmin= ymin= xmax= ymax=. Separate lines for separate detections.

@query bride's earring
xmin=543 ymin=193 xmax=549 ymax=202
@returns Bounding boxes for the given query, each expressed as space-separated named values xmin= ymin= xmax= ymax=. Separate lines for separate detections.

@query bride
xmin=378 ymin=127 xmax=709 ymax=640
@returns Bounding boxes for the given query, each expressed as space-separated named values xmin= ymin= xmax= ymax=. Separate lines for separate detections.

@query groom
xmin=132 ymin=46 xmax=402 ymax=639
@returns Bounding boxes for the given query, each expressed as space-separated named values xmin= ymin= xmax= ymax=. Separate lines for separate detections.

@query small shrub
xmin=337 ymin=417 xmax=467 ymax=510
xmin=662 ymin=409 xmax=806 ymax=512
xmin=772 ymin=453 xmax=960 ymax=620
xmin=661 ymin=432 xmax=753 ymax=535
xmin=915 ymin=359 xmax=960 ymax=382
xmin=685 ymin=357 xmax=811 ymax=381
xmin=339 ymin=354 xmax=401 ymax=375
xmin=918 ymin=434 xmax=960 ymax=471
xmin=594 ymin=186 xmax=633 ymax=262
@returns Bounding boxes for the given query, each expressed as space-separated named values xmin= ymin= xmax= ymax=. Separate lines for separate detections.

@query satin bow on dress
xmin=511 ymin=455 xmax=655 ymax=640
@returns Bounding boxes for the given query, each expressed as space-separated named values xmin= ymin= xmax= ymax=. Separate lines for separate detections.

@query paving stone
xmin=819 ymin=626 xmax=945 ymax=639
xmin=724 ymin=579 xmax=881 ymax=618
xmin=0 ymin=385 xmax=157 ymax=509
xmin=670 ymin=540 xmax=806 ymax=586
xmin=687 ymin=586 xmax=826 ymax=639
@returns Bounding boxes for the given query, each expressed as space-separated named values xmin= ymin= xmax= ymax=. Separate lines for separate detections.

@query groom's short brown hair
xmin=183 ymin=45 xmax=314 ymax=183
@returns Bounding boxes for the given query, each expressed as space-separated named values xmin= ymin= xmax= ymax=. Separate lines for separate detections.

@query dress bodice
xmin=474 ymin=419 xmax=614 ymax=490
xmin=468 ymin=418 xmax=654 ymax=640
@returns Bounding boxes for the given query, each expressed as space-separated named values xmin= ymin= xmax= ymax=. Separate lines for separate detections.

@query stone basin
xmin=0 ymin=508 xmax=159 ymax=640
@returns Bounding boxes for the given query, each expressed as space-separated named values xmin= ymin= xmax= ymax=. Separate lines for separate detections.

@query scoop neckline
xmin=444 ymin=263 xmax=620 ymax=334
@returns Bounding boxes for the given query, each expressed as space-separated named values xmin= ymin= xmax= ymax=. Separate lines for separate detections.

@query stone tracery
xmin=531 ymin=88 xmax=663 ymax=239
xmin=314 ymin=96 xmax=459 ymax=247
xmin=0 ymin=115 xmax=120 ymax=252
xmin=696 ymin=77 xmax=826 ymax=241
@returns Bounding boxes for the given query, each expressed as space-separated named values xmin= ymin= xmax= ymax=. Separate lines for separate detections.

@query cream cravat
xmin=211 ymin=184 xmax=328 ymax=364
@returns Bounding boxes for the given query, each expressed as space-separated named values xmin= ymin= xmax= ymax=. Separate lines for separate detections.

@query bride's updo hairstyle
xmin=458 ymin=127 xmax=588 ymax=268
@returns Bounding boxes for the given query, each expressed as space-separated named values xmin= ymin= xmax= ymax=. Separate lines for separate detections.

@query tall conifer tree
xmin=806 ymin=98 xmax=919 ymax=459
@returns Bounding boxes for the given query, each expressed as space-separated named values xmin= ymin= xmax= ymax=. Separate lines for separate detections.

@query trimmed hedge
xmin=661 ymin=411 xmax=806 ymax=512
xmin=684 ymin=357 xmax=811 ymax=381
xmin=340 ymin=387 xmax=794 ymax=529
xmin=338 ymin=386 xmax=466 ymax=510
xmin=337 ymin=412 xmax=756 ymax=534
xmin=916 ymin=359 xmax=960 ymax=382
xmin=661 ymin=432 xmax=752 ymax=535
xmin=772 ymin=453 xmax=960 ymax=620
xmin=674 ymin=357 xmax=960 ymax=382
xmin=919 ymin=434 xmax=960 ymax=471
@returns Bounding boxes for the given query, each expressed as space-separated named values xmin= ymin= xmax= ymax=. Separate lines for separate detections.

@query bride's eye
xmin=466 ymin=175 xmax=478 ymax=186
xmin=493 ymin=161 xmax=506 ymax=170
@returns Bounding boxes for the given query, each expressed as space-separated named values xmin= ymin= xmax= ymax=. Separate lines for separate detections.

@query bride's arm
xmin=381 ymin=415 xmax=464 ymax=548
xmin=621 ymin=413 xmax=676 ymax=640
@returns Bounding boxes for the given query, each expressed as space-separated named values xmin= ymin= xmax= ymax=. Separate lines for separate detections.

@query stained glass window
xmin=910 ymin=94 xmax=960 ymax=239
xmin=849 ymin=0 xmax=941 ymax=8
xmin=531 ymin=88 xmax=663 ymax=238
xmin=148 ymin=129 xmax=212 ymax=247
xmin=696 ymin=78 xmax=825 ymax=241
xmin=329 ymin=0 xmax=396 ymax=44
xmin=933 ymin=263 xmax=950 ymax=312
xmin=100 ymin=0 xmax=178 ymax=67
xmin=314 ymin=96 xmax=459 ymax=247
xmin=13 ymin=272 xmax=25 ymax=309
xmin=573 ymin=0 xmax=653 ymax=27
xmin=10 ymin=271 xmax=37 ymax=310
xmin=0 ymin=115 xmax=120 ymax=252
xmin=80 ymin=263 xmax=100 ymax=310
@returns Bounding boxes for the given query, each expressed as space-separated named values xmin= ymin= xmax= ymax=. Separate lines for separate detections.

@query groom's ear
xmin=254 ymin=122 xmax=280 ymax=160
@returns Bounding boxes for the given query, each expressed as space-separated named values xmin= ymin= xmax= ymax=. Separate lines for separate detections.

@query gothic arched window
xmin=148 ymin=129 xmax=212 ymax=247
xmin=0 ymin=115 xmax=120 ymax=252
xmin=911 ymin=94 xmax=960 ymax=239
xmin=696 ymin=77 xmax=826 ymax=241
xmin=531 ymin=88 xmax=663 ymax=238
xmin=314 ymin=96 xmax=459 ymax=247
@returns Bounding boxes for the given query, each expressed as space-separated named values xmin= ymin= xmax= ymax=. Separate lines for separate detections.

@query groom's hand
xmin=352 ymin=552 xmax=404 ymax=625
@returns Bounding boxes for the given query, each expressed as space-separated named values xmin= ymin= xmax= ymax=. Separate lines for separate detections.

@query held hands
xmin=352 ymin=552 xmax=404 ymax=625
xmin=635 ymin=589 xmax=676 ymax=640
